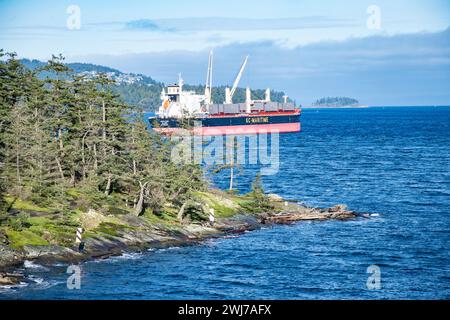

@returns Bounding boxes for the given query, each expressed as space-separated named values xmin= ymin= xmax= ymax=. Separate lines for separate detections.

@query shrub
xmin=8 ymin=212 xmax=31 ymax=231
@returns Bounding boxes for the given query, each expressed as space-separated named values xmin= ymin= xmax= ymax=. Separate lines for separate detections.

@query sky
xmin=1 ymin=0 xmax=450 ymax=105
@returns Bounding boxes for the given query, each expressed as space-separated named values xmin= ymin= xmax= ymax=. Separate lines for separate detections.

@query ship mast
xmin=204 ymin=50 xmax=213 ymax=105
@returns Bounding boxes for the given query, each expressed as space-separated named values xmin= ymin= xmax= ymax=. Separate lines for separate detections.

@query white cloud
xmin=69 ymin=27 xmax=450 ymax=105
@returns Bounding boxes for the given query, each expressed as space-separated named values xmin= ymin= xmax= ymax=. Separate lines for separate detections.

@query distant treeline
xmin=20 ymin=59 xmax=290 ymax=112
xmin=184 ymin=84 xmax=291 ymax=105
xmin=312 ymin=97 xmax=359 ymax=107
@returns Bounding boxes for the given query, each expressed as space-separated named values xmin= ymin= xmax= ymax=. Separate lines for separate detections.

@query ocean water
xmin=1 ymin=106 xmax=449 ymax=299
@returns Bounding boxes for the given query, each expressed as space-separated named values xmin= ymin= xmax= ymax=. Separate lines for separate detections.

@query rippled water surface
xmin=1 ymin=107 xmax=449 ymax=299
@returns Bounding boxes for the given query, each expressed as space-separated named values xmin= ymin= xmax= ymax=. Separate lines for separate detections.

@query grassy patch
xmin=192 ymin=191 xmax=239 ymax=218
xmin=143 ymin=207 xmax=179 ymax=226
xmin=93 ymin=222 xmax=131 ymax=237
xmin=4 ymin=196 xmax=51 ymax=213
xmin=5 ymin=229 xmax=49 ymax=248
xmin=212 ymin=203 xmax=236 ymax=218
xmin=26 ymin=215 xmax=78 ymax=247
xmin=0 ymin=212 xmax=80 ymax=248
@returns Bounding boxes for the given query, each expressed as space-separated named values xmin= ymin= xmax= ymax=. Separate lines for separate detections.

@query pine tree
xmin=0 ymin=51 xmax=207 ymax=217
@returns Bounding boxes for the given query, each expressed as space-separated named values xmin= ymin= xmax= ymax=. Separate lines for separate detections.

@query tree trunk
xmin=228 ymin=136 xmax=236 ymax=191
xmin=134 ymin=181 xmax=148 ymax=216
xmin=15 ymin=150 xmax=21 ymax=187
xmin=58 ymin=128 xmax=64 ymax=151
xmin=177 ymin=201 xmax=189 ymax=223
xmin=110 ymin=134 xmax=115 ymax=158
xmin=81 ymin=131 xmax=88 ymax=179
xmin=104 ymin=175 xmax=112 ymax=195
xmin=102 ymin=99 xmax=106 ymax=141
xmin=102 ymin=99 xmax=107 ymax=158
xmin=93 ymin=143 xmax=98 ymax=171
xmin=131 ymin=129 xmax=137 ymax=176
xmin=55 ymin=157 xmax=65 ymax=180
xmin=229 ymin=162 xmax=234 ymax=191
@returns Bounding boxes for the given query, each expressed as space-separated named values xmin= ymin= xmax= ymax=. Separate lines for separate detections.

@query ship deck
xmin=206 ymin=109 xmax=301 ymax=118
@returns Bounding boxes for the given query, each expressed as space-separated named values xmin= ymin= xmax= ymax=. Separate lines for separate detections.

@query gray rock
xmin=267 ymin=193 xmax=283 ymax=202
xmin=22 ymin=245 xmax=80 ymax=264
xmin=0 ymin=273 xmax=23 ymax=285
xmin=0 ymin=245 xmax=23 ymax=269
xmin=328 ymin=204 xmax=347 ymax=212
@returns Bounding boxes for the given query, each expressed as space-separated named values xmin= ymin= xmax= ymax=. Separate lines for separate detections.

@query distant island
xmin=309 ymin=96 xmax=366 ymax=108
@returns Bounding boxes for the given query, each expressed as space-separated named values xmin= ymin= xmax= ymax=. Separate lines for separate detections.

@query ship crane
xmin=225 ymin=55 xmax=249 ymax=104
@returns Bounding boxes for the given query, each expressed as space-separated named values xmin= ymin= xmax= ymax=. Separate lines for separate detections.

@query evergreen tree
xmin=0 ymin=51 xmax=206 ymax=217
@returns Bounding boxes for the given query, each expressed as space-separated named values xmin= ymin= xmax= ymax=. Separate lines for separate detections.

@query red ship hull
xmin=151 ymin=109 xmax=301 ymax=136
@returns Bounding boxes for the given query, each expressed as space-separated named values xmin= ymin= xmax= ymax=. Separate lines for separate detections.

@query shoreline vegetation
xmin=0 ymin=189 xmax=360 ymax=286
xmin=0 ymin=51 xmax=363 ymax=286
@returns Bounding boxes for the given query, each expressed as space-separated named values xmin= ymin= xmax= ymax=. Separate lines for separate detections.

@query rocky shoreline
xmin=0 ymin=200 xmax=361 ymax=286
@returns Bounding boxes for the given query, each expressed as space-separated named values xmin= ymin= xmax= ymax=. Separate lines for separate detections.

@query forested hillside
xmin=20 ymin=58 xmax=164 ymax=111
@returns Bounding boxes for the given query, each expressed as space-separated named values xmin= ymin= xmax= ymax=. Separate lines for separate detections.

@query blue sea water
xmin=1 ymin=106 xmax=449 ymax=299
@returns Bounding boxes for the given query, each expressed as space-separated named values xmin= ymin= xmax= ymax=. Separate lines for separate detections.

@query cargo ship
xmin=149 ymin=51 xmax=301 ymax=135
